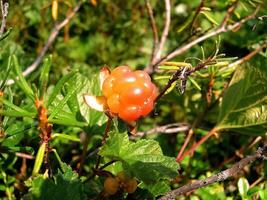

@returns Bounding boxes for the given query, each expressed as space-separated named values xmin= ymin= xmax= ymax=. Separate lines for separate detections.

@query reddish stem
xmin=177 ymin=128 xmax=217 ymax=162
xmin=176 ymin=129 xmax=194 ymax=161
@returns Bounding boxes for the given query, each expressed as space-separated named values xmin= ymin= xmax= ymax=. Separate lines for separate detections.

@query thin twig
xmin=227 ymin=43 xmax=267 ymax=68
xmin=6 ymin=1 xmax=83 ymax=85
xmin=150 ymin=5 xmax=260 ymax=73
xmin=154 ymin=0 xmax=171 ymax=61
xmin=159 ymin=146 xmax=266 ymax=200
xmin=133 ymin=122 xmax=190 ymax=138
xmin=156 ymin=57 xmax=213 ymax=102
xmin=15 ymin=152 xmax=35 ymax=160
xmin=145 ymin=0 xmax=159 ymax=64
xmin=0 ymin=0 xmax=8 ymax=36
xmin=177 ymin=127 xmax=217 ymax=162
xmin=145 ymin=0 xmax=171 ymax=74
xmin=176 ymin=129 xmax=194 ymax=161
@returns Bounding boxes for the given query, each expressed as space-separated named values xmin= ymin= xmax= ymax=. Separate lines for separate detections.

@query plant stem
xmin=177 ymin=128 xmax=217 ymax=162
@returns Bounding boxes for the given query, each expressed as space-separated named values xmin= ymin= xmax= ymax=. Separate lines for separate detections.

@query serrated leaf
xmin=139 ymin=181 xmax=170 ymax=197
xmin=99 ymin=132 xmax=179 ymax=184
xmin=216 ymin=65 xmax=267 ymax=135
xmin=24 ymin=164 xmax=86 ymax=200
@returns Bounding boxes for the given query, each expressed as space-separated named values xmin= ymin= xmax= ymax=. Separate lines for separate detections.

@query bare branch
xmin=15 ymin=152 xmax=34 ymax=160
xmin=228 ymin=43 xmax=267 ymax=68
xmin=132 ymin=122 xmax=190 ymax=138
xmin=151 ymin=5 xmax=261 ymax=72
xmin=155 ymin=57 xmax=213 ymax=102
xmin=0 ymin=0 xmax=9 ymax=36
xmin=159 ymin=146 xmax=266 ymax=200
xmin=145 ymin=0 xmax=159 ymax=64
xmin=154 ymin=0 xmax=171 ymax=61
xmin=145 ymin=0 xmax=171 ymax=74
xmin=6 ymin=1 xmax=84 ymax=85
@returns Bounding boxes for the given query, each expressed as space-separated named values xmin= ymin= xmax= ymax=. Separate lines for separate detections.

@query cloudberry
xmin=102 ymin=66 xmax=158 ymax=123
xmin=104 ymin=177 xmax=119 ymax=195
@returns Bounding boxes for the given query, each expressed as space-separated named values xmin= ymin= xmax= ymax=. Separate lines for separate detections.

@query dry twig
xmin=149 ymin=5 xmax=260 ymax=73
xmin=0 ymin=0 xmax=8 ymax=36
xmin=145 ymin=0 xmax=159 ymax=64
xmin=6 ymin=1 xmax=84 ymax=85
xmin=159 ymin=146 xmax=266 ymax=200
xmin=133 ymin=122 xmax=190 ymax=138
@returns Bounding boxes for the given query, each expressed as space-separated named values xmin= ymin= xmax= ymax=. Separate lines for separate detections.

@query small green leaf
xmin=48 ymin=76 xmax=83 ymax=120
xmin=0 ymin=27 xmax=12 ymax=41
xmin=47 ymin=70 xmax=78 ymax=107
xmin=0 ymin=97 xmax=36 ymax=118
xmin=0 ymin=55 xmax=13 ymax=89
xmin=32 ymin=143 xmax=46 ymax=175
xmin=188 ymin=76 xmax=201 ymax=91
xmin=12 ymin=55 xmax=34 ymax=100
xmin=39 ymin=56 xmax=52 ymax=98
xmin=99 ymin=132 xmax=179 ymax=184
xmin=165 ymin=81 xmax=177 ymax=94
xmin=238 ymin=177 xmax=249 ymax=198
xmin=201 ymin=11 xmax=219 ymax=25
xmin=177 ymin=12 xmax=194 ymax=33
xmin=52 ymin=133 xmax=80 ymax=142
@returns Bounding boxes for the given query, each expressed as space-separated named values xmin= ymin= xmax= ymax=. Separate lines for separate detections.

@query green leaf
xmin=188 ymin=76 xmax=201 ymax=91
xmin=12 ymin=55 xmax=34 ymax=100
xmin=0 ymin=55 xmax=13 ymax=89
xmin=0 ymin=27 xmax=12 ymax=41
xmin=47 ymin=70 xmax=78 ymax=107
xmin=74 ymin=73 xmax=107 ymax=127
xmin=216 ymin=65 xmax=267 ymax=135
xmin=200 ymin=11 xmax=219 ymax=25
xmin=39 ymin=56 xmax=52 ymax=98
xmin=238 ymin=177 xmax=249 ymax=199
xmin=139 ymin=181 xmax=170 ymax=197
xmin=177 ymin=12 xmax=194 ymax=33
xmin=52 ymin=133 xmax=80 ymax=142
xmin=24 ymin=164 xmax=86 ymax=200
xmin=0 ymin=97 xmax=36 ymax=118
xmin=99 ymin=132 xmax=179 ymax=184
xmin=48 ymin=75 xmax=83 ymax=120
xmin=32 ymin=143 xmax=46 ymax=175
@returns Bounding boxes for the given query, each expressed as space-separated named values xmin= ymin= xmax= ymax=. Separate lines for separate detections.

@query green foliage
xmin=216 ymin=65 xmax=267 ymax=135
xmin=0 ymin=0 xmax=266 ymax=199
xmin=99 ymin=132 xmax=179 ymax=184
xmin=23 ymin=164 xmax=86 ymax=200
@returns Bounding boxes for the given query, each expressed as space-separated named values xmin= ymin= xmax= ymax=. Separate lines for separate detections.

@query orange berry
xmin=102 ymin=76 xmax=115 ymax=97
xmin=140 ymin=99 xmax=154 ymax=116
xmin=107 ymin=94 xmax=120 ymax=113
xmin=134 ymin=70 xmax=151 ymax=81
xmin=118 ymin=105 xmax=141 ymax=123
xmin=104 ymin=177 xmax=119 ymax=195
xmin=120 ymin=85 xmax=150 ymax=105
xmin=123 ymin=178 xmax=138 ymax=194
xmin=111 ymin=66 xmax=131 ymax=77
xmin=101 ymin=66 xmax=158 ymax=123
xmin=112 ymin=72 xmax=137 ymax=93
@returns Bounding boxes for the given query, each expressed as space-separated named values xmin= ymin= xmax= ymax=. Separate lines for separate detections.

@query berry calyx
xmin=101 ymin=66 xmax=158 ymax=123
